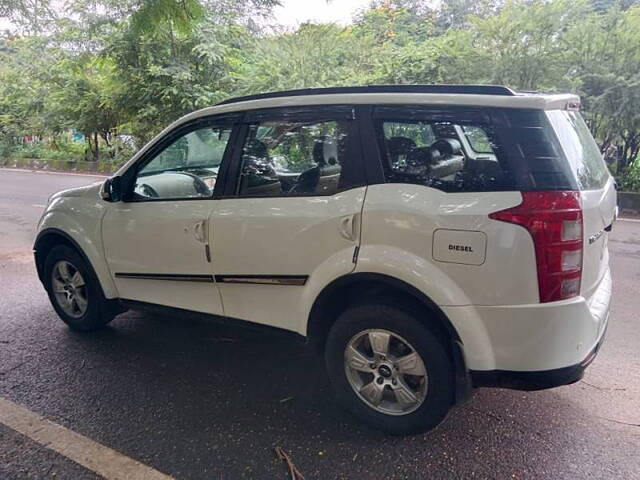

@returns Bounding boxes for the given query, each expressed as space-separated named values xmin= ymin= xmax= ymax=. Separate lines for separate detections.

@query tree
xmin=1 ymin=0 xmax=640 ymax=186
xmin=437 ymin=0 xmax=503 ymax=30
xmin=45 ymin=56 xmax=121 ymax=160
xmin=235 ymin=23 xmax=373 ymax=93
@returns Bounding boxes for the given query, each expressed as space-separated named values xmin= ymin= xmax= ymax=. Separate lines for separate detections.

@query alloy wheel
xmin=344 ymin=328 xmax=428 ymax=416
xmin=51 ymin=260 xmax=88 ymax=318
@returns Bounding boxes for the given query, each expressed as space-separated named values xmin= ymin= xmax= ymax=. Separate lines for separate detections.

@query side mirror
xmin=101 ymin=176 xmax=122 ymax=202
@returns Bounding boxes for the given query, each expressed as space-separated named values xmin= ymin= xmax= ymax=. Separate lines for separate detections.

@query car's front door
xmin=208 ymin=106 xmax=367 ymax=333
xmin=102 ymin=116 xmax=238 ymax=315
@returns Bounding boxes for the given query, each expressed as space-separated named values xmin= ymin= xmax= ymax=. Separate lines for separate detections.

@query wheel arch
xmin=34 ymin=229 xmax=88 ymax=281
xmin=307 ymin=272 xmax=459 ymax=348
xmin=307 ymin=272 xmax=471 ymax=403
xmin=34 ymin=228 xmax=117 ymax=299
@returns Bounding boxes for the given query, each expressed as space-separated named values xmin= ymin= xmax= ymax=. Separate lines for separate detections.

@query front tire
xmin=43 ymin=245 xmax=115 ymax=331
xmin=325 ymin=302 xmax=454 ymax=435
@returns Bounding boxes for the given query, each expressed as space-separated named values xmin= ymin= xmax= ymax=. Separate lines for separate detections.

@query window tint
xmin=134 ymin=126 xmax=232 ymax=200
xmin=376 ymin=118 xmax=515 ymax=192
xmin=546 ymin=110 xmax=609 ymax=190
xmin=237 ymin=119 xmax=352 ymax=197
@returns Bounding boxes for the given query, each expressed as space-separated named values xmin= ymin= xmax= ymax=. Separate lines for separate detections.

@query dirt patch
xmin=0 ymin=249 xmax=34 ymax=265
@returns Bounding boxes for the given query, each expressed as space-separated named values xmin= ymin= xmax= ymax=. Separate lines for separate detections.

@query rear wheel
xmin=325 ymin=302 xmax=454 ymax=435
xmin=44 ymin=245 xmax=115 ymax=331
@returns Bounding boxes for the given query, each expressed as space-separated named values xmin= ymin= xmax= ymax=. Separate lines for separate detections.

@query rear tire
xmin=325 ymin=302 xmax=454 ymax=435
xmin=43 ymin=245 xmax=115 ymax=331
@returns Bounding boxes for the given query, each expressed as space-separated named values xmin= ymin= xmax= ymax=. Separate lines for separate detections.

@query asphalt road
xmin=1 ymin=168 xmax=639 ymax=479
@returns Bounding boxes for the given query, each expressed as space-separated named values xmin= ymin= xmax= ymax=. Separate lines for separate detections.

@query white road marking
xmin=0 ymin=396 xmax=175 ymax=480
xmin=31 ymin=204 xmax=46 ymax=208
xmin=0 ymin=167 xmax=107 ymax=178
xmin=618 ymin=217 xmax=640 ymax=223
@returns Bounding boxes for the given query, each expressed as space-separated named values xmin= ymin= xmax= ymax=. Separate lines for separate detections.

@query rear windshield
xmin=546 ymin=110 xmax=610 ymax=190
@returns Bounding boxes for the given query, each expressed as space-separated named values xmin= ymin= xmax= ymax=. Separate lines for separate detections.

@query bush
xmin=617 ymin=161 xmax=640 ymax=192
xmin=13 ymin=139 xmax=85 ymax=162
xmin=0 ymin=135 xmax=125 ymax=173
xmin=0 ymin=139 xmax=14 ymax=163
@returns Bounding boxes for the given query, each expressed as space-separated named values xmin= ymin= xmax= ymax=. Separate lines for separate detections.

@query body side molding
xmin=114 ymin=272 xmax=309 ymax=286
xmin=115 ymin=272 xmax=214 ymax=282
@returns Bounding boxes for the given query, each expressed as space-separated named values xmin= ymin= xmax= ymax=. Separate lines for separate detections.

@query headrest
xmin=245 ymin=140 xmax=268 ymax=160
xmin=313 ymin=135 xmax=338 ymax=166
xmin=406 ymin=146 xmax=441 ymax=167
xmin=431 ymin=138 xmax=462 ymax=156
xmin=387 ymin=137 xmax=416 ymax=156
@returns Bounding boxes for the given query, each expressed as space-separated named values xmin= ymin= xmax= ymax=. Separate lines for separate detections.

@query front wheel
xmin=43 ymin=245 xmax=115 ymax=331
xmin=325 ymin=303 xmax=454 ymax=435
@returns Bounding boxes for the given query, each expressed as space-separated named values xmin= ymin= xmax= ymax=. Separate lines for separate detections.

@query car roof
xmin=178 ymin=85 xmax=579 ymax=123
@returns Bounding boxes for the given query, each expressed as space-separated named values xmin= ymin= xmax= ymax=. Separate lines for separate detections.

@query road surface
xmin=1 ymin=168 xmax=639 ymax=479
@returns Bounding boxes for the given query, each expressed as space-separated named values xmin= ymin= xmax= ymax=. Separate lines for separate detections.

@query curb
xmin=0 ymin=167 xmax=108 ymax=178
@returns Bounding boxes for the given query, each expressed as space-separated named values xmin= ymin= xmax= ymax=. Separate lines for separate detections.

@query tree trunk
xmin=93 ymin=133 xmax=99 ymax=161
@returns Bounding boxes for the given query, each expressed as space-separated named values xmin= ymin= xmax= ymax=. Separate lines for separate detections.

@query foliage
xmin=1 ymin=0 xmax=640 ymax=187
xmin=235 ymin=23 xmax=374 ymax=92
xmin=618 ymin=162 xmax=640 ymax=191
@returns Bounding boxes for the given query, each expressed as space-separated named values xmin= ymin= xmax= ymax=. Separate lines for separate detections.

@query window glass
xmin=383 ymin=122 xmax=436 ymax=148
xmin=546 ymin=110 xmax=609 ymax=190
xmin=377 ymin=118 xmax=515 ymax=192
xmin=134 ymin=126 xmax=232 ymax=200
xmin=238 ymin=119 xmax=351 ymax=197
xmin=462 ymin=125 xmax=493 ymax=154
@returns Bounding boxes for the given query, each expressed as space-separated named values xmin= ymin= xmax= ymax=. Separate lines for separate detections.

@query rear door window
xmin=232 ymin=107 xmax=364 ymax=197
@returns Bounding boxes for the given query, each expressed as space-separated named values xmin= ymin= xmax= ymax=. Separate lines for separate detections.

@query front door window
xmin=134 ymin=126 xmax=232 ymax=200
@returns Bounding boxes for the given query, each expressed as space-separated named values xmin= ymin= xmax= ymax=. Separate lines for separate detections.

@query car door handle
xmin=339 ymin=214 xmax=359 ymax=242
xmin=193 ymin=220 xmax=207 ymax=243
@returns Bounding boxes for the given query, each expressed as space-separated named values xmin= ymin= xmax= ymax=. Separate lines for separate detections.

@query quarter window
xmin=134 ymin=126 xmax=232 ymax=200
xmin=376 ymin=118 xmax=515 ymax=192
xmin=237 ymin=119 xmax=352 ymax=197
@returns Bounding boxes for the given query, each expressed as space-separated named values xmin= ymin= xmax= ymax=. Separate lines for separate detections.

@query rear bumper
xmin=470 ymin=322 xmax=607 ymax=391
xmin=443 ymin=267 xmax=611 ymax=374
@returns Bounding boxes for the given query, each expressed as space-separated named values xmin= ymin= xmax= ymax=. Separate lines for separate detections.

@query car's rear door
xmin=546 ymin=110 xmax=617 ymax=298
xmin=208 ymin=105 xmax=367 ymax=333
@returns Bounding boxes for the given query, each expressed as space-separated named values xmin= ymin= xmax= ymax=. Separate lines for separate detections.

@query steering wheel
xmin=175 ymin=171 xmax=211 ymax=196
xmin=138 ymin=183 xmax=159 ymax=198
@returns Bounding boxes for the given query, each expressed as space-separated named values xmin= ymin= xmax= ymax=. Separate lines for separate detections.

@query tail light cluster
xmin=489 ymin=191 xmax=583 ymax=303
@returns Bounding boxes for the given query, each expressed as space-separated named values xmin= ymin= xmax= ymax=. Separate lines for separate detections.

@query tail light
xmin=489 ymin=191 xmax=583 ymax=303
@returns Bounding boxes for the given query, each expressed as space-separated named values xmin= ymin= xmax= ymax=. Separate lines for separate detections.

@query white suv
xmin=34 ymin=85 xmax=615 ymax=435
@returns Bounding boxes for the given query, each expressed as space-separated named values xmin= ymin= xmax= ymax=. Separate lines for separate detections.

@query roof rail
xmin=217 ymin=84 xmax=517 ymax=105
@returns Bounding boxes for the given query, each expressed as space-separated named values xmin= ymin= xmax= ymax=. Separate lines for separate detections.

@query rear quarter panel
xmin=356 ymin=184 xmax=540 ymax=306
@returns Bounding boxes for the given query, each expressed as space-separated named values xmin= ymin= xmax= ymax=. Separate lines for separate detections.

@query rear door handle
xmin=339 ymin=214 xmax=359 ymax=242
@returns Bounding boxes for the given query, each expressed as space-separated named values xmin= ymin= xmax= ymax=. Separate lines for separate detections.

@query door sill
xmin=119 ymin=298 xmax=306 ymax=342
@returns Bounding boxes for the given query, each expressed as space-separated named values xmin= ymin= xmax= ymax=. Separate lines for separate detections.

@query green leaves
xmin=1 ymin=0 xmax=640 ymax=184
xmin=130 ymin=0 xmax=206 ymax=36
